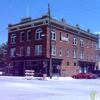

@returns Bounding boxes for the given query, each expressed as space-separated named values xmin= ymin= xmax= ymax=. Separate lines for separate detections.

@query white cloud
xmin=94 ymin=31 xmax=100 ymax=34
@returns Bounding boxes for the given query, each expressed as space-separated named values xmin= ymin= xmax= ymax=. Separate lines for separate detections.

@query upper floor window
xmin=59 ymin=48 xmax=62 ymax=56
xmin=35 ymin=28 xmax=42 ymax=40
xmin=80 ymin=51 xmax=84 ymax=59
xmin=27 ymin=30 xmax=31 ymax=41
xmin=52 ymin=45 xmax=56 ymax=55
xmin=26 ymin=46 xmax=30 ymax=56
xmin=60 ymin=32 xmax=62 ymax=41
xmin=20 ymin=47 xmax=23 ymax=55
xmin=73 ymin=36 xmax=77 ymax=45
xmin=91 ymin=42 xmax=93 ymax=48
xmin=73 ymin=49 xmax=77 ymax=58
xmin=95 ymin=43 xmax=98 ymax=50
xmin=86 ymin=53 xmax=88 ymax=60
xmin=11 ymin=34 xmax=16 ymax=44
xmin=51 ymin=29 xmax=56 ymax=40
xmin=20 ymin=32 xmax=24 ymax=42
xmin=10 ymin=48 xmax=16 ymax=57
xmin=66 ymin=49 xmax=69 ymax=57
xmin=80 ymin=39 xmax=84 ymax=47
xmin=86 ymin=40 xmax=88 ymax=48
xmin=67 ymin=34 xmax=69 ymax=43
xmin=95 ymin=54 xmax=98 ymax=61
xmin=35 ymin=45 xmax=42 ymax=55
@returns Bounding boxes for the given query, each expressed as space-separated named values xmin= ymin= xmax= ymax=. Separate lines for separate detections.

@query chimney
xmin=87 ymin=29 xmax=91 ymax=33
xmin=61 ymin=18 xmax=66 ymax=24
xmin=8 ymin=24 xmax=12 ymax=27
xmin=76 ymin=24 xmax=80 ymax=29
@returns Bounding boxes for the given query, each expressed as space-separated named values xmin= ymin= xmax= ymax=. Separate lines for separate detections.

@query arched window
xmin=51 ymin=29 xmax=56 ymax=40
xmin=35 ymin=28 xmax=42 ymax=40
xmin=11 ymin=34 xmax=16 ymax=44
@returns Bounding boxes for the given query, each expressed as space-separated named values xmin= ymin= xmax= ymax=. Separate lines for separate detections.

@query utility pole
xmin=48 ymin=3 xmax=52 ymax=79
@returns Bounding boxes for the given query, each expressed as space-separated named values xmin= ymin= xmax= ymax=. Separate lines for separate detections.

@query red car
xmin=72 ymin=73 xmax=96 ymax=79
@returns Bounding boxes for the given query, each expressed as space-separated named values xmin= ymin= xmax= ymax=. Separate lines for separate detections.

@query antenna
xmin=27 ymin=5 xmax=29 ymax=17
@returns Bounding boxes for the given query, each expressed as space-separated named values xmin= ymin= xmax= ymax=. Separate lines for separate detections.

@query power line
xmin=51 ymin=0 xmax=98 ymax=11
xmin=53 ymin=6 xmax=100 ymax=17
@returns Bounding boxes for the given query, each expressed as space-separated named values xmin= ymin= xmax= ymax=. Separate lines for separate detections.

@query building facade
xmin=7 ymin=14 xmax=99 ymax=76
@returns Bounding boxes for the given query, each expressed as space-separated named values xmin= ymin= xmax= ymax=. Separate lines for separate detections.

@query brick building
xmin=7 ymin=14 xmax=99 ymax=76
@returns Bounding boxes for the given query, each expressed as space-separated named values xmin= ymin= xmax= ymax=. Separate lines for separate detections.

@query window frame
xmin=27 ymin=30 xmax=31 ymax=41
xmin=80 ymin=51 xmax=84 ymax=59
xmin=59 ymin=48 xmax=62 ymax=56
xmin=35 ymin=28 xmax=42 ymax=40
xmin=20 ymin=32 xmax=24 ymax=42
xmin=51 ymin=45 xmax=56 ymax=56
xmin=26 ymin=46 xmax=30 ymax=56
xmin=35 ymin=45 xmax=42 ymax=55
xmin=73 ymin=49 xmax=77 ymax=58
xmin=10 ymin=48 xmax=16 ymax=57
xmin=51 ymin=29 xmax=56 ymax=40
xmin=80 ymin=39 xmax=84 ymax=47
xmin=11 ymin=33 xmax=16 ymax=44
xmin=73 ymin=36 xmax=77 ymax=45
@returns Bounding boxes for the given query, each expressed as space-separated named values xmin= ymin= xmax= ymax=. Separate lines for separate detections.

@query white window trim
xmin=67 ymin=34 xmax=69 ymax=43
xmin=26 ymin=46 xmax=30 ymax=56
xmin=51 ymin=45 xmax=56 ymax=56
xmin=20 ymin=47 xmax=23 ymax=55
xmin=27 ymin=30 xmax=31 ymax=41
xmin=11 ymin=33 xmax=16 ymax=44
xmin=66 ymin=49 xmax=69 ymax=57
xmin=35 ymin=28 xmax=42 ymax=40
xmin=59 ymin=48 xmax=62 ymax=56
xmin=10 ymin=48 xmax=16 ymax=57
xmin=60 ymin=32 xmax=62 ymax=41
xmin=73 ymin=49 xmax=77 ymax=58
xmin=51 ymin=29 xmax=56 ymax=40
xmin=20 ymin=32 xmax=24 ymax=42
xmin=80 ymin=39 xmax=84 ymax=47
xmin=73 ymin=37 xmax=77 ymax=45
xmin=35 ymin=45 xmax=42 ymax=55
xmin=80 ymin=51 xmax=84 ymax=59
xmin=95 ymin=43 xmax=98 ymax=50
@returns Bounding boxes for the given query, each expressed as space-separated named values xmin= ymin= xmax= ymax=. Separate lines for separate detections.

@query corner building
xmin=7 ymin=14 xmax=99 ymax=76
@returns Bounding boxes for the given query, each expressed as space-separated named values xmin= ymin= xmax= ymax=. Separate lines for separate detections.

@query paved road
xmin=0 ymin=76 xmax=100 ymax=100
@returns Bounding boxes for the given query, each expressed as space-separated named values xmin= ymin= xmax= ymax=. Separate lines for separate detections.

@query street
xmin=0 ymin=76 xmax=100 ymax=100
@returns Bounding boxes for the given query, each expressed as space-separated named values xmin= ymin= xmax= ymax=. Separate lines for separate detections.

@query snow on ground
xmin=0 ymin=76 xmax=100 ymax=100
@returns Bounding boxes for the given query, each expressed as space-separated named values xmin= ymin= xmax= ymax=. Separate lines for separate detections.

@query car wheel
xmin=74 ymin=76 xmax=76 ymax=79
xmin=85 ymin=77 xmax=88 ymax=79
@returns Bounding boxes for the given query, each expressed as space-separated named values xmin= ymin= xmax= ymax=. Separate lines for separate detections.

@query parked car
xmin=72 ymin=73 xmax=98 ymax=79
xmin=91 ymin=70 xmax=100 ymax=78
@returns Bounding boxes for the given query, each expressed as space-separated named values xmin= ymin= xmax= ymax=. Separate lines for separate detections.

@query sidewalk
xmin=24 ymin=76 xmax=72 ymax=81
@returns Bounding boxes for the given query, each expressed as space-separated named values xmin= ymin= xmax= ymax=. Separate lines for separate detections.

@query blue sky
xmin=0 ymin=0 xmax=100 ymax=45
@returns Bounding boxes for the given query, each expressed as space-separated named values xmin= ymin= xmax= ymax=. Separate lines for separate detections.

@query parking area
xmin=0 ymin=76 xmax=100 ymax=100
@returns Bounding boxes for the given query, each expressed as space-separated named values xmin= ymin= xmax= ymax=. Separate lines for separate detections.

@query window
xmin=80 ymin=39 xmax=84 ymax=47
xmin=52 ymin=45 xmax=56 ymax=55
xmin=51 ymin=29 xmax=56 ymax=40
xmin=80 ymin=51 xmax=84 ymax=59
xmin=67 ymin=62 xmax=69 ymax=67
xmin=35 ymin=45 xmax=42 ymax=55
xmin=73 ymin=49 xmax=77 ymax=58
xmin=86 ymin=40 xmax=88 ymax=48
xmin=20 ymin=32 xmax=24 ymax=42
xmin=26 ymin=46 xmax=30 ymax=56
xmin=60 ymin=32 xmax=62 ymax=41
xmin=74 ymin=62 xmax=76 ymax=66
xmin=86 ymin=53 xmax=88 ymax=60
xmin=73 ymin=36 xmax=77 ymax=45
xmin=35 ymin=28 xmax=42 ymax=40
xmin=27 ymin=30 xmax=31 ymax=41
xmin=10 ymin=48 xmax=16 ymax=57
xmin=59 ymin=48 xmax=62 ymax=56
xmin=66 ymin=49 xmax=69 ymax=57
xmin=91 ymin=54 xmax=93 ymax=61
xmin=67 ymin=34 xmax=69 ymax=43
xmin=20 ymin=47 xmax=23 ymax=55
xmin=95 ymin=43 xmax=98 ymax=50
xmin=11 ymin=34 xmax=16 ymax=44
xmin=95 ymin=54 xmax=98 ymax=61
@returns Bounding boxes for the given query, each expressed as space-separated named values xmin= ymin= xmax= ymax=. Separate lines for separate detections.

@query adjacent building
xmin=7 ymin=14 xmax=99 ymax=76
